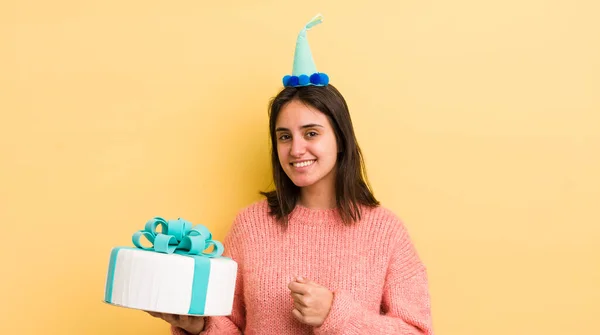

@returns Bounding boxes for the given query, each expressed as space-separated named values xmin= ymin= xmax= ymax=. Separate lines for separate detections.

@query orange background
xmin=1 ymin=1 xmax=599 ymax=334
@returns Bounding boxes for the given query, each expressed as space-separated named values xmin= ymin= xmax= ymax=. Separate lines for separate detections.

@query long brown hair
xmin=260 ymin=84 xmax=379 ymax=225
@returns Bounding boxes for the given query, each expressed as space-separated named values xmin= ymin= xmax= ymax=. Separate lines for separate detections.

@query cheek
xmin=315 ymin=137 xmax=338 ymax=161
xmin=276 ymin=145 xmax=287 ymax=163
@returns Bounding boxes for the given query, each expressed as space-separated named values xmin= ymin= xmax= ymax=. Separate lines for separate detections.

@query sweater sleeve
xmin=313 ymin=221 xmax=434 ymax=335
xmin=171 ymin=213 xmax=247 ymax=335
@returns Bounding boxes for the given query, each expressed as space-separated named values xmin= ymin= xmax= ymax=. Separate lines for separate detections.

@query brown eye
xmin=306 ymin=131 xmax=318 ymax=138
xmin=278 ymin=134 xmax=291 ymax=141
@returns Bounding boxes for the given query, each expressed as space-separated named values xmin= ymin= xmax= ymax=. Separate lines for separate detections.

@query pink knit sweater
xmin=172 ymin=200 xmax=433 ymax=334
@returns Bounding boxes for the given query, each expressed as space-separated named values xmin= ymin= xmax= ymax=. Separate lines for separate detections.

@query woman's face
xmin=275 ymin=99 xmax=338 ymax=190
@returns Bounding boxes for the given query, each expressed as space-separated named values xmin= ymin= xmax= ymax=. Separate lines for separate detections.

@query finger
xmin=146 ymin=311 xmax=161 ymax=318
xmin=288 ymin=281 xmax=309 ymax=295
xmin=296 ymin=276 xmax=315 ymax=284
xmin=297 ymin=276 xmax=320 ymax=287
xmin=162 ymin=313 xmax=180 ymax=324
xmin=294 ymin=301 xmax=312 ymax=315
xmin=179 ymin=315 xmax=189 ymax=325
xmin=292 ymin=298 xmax=304 ymax=311
xmin=292 ymin=308 xmax=305 ymax=323
xmin=290 ymin=292 xmax=309 ymax=307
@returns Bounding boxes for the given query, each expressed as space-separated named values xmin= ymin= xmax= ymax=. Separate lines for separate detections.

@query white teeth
xmin=293 ymin=160 xmax=315 ymax=168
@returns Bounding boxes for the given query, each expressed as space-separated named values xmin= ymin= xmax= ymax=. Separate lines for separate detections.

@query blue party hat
xmin=282 ymin=14 xmax=330 ymax=88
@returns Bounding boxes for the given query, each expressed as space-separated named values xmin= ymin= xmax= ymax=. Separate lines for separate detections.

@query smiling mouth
xmin=291 ymin=160 xmax=316 ymax=168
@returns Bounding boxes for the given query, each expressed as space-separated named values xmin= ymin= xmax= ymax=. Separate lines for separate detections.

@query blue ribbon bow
xmin=132 ymin=217 xmax=224 ymax=257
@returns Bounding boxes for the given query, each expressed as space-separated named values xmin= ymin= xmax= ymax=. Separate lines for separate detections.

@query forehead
xmin=275 ymin=100 xmax=329 ymax=127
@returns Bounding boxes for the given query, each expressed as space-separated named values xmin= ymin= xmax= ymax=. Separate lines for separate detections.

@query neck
xmin=298 ymin=181 xmax=336 ymax=209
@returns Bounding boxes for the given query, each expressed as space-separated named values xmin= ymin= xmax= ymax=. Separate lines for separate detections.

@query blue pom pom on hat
xmin=282 ymin=14 xmax=329 ymax=88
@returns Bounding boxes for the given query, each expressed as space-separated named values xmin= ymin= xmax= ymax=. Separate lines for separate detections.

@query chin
xmin=289 ymin=177 xmax=317 ymax=188
xmin=290 ymin=180 xmax=313 ymax=188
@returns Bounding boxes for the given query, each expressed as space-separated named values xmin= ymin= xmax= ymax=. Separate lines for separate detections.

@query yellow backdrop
xmin=2 ymin=1 xmax=599 ymax=334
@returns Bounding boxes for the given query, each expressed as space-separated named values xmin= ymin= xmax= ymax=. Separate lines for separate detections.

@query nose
xmin=290 ymin=138 xmax=307 ymax=157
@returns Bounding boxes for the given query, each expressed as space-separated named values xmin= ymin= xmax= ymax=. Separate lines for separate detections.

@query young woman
xmin=148 ymin=84 xmax=434 ymax=334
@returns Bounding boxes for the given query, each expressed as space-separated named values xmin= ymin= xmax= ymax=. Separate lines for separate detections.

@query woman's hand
xmin=147 ymin=311 xmax=205 ymax=335
xmin=287 ymin=276 xmax=334 ymax=327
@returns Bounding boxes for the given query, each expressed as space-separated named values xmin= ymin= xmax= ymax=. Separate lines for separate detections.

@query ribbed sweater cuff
xmin=170 ymin=318 xmax=241 ymax=335
xmin=204 ymin=318 xmax=241 ymax=334
xmin=313 ymin=290 xmax=359 ymax=335
xmin=313 ymin=290 xmax=424 ymax=335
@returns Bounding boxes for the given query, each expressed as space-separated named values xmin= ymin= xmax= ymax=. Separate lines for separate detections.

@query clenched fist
xmin=288 ymin=276 xmax=333 ymax=327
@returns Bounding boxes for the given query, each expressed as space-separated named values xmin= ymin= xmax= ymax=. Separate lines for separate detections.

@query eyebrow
xmin=275 ymin=124 xmax=324 ymax=132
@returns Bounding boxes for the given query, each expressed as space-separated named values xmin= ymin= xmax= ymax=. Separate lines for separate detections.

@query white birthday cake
xmin=104 ymin=217 xmax=238 ymax=316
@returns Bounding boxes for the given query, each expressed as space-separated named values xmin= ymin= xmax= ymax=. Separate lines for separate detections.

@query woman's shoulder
xmin=237 ymin=198 xmax=270 ymax=217
xmin=361 ymin=203 xmax=403 ymax=224
xmin=230 ymin=198 xmax=271 ymax=227
xmin=224 ymin=199 xmax=271 ymax=241
xmin=361 ymin=204 xmax=423 ymax=265
xmin=360 ymin=204 xmax=411 ymax=235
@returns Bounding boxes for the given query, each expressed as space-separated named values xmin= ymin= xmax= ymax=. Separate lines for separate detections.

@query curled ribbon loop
xmin=132 ymin=217 xmax=224 ymax=258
